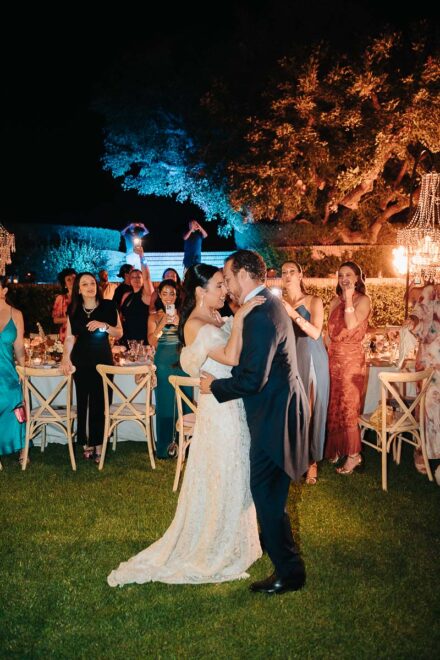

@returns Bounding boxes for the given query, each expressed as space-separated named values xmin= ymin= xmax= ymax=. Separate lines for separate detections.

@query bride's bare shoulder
xmin=184 ymin=316 xmax=208 ymax=346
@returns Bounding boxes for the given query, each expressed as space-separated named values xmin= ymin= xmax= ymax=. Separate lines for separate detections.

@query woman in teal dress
xmin=148 ymin=279 xmax=191 ymax=459
xmin=0 ymin=278 xmax=27 ymax=465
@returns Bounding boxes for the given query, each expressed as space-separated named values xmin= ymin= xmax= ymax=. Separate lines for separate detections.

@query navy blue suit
xmin=211 ymin=288 xmax=309 ymax=579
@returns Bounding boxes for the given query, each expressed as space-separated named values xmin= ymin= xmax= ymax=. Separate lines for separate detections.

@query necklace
xmin=82 ymin=303 xmax=98 ymax=318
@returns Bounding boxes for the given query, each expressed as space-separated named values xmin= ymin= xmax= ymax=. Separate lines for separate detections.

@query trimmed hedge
xmin=7 ymin=284 xmax=59 ymax=335
xmin=8 ymin=281 xmax=405 ymax=334
xmin=9 ymin=223 xmax=121 ymax=250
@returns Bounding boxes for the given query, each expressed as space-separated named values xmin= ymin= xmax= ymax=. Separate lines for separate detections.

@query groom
xmin=200 ymin=250 xmax=310 ymax=594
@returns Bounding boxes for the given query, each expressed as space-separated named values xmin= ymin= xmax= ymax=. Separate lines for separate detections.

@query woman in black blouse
xmin=120 ymin=247 xmax=154 ymax=347
xmin=61 ymin=272 xmax=123 ymax=463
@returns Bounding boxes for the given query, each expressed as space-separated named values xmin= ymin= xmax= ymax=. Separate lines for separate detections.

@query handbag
xmin=369 ymin=404 xmax=394 ymax=427
xmin=13 ymin=402 xmax=27 ymax=423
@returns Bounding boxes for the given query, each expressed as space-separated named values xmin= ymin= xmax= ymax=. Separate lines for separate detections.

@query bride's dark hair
xmin=178 ymin=263 xmax=219 ymax=346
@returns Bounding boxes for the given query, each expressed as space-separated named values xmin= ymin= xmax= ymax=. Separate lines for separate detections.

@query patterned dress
xmin=325 ymin=299 xmax=369 ymax=458
xmin=411 ymin=284 xmax=440 ymax=459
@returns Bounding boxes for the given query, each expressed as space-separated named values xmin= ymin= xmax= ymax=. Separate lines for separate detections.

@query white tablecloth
xmin=363 ymin=362 xmax=416 ymax=414
xmin=29 ymin=370 xmax=153 ymax=445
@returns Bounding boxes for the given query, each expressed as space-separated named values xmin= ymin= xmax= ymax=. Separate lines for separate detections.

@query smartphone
xmin=133 ymin=237 xmax=141 ymax=246
xmin=165 ymin=303 xmax=176 ymax=317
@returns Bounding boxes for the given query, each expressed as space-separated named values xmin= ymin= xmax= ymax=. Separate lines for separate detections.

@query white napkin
xmin=397 ymin=326 xmax=418 ymax=368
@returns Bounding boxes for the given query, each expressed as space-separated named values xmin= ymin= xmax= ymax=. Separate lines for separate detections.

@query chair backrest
xmin=378 ymin=367 xmax=434 ymax=432
xmin=168 ymin=375 xmax=199 ymax=420
xmin=16 ymin=366 xmax=74 ymax=423
xmin=96 ymin=363 xmax=154 ymax=420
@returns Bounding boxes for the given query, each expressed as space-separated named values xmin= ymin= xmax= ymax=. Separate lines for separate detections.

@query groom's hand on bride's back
xmin=200 ymin=371 xmax=215 ymax=394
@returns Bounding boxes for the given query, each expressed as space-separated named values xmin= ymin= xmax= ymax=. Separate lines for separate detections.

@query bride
xmin=107 ymin=264 xmax=264 ymax=586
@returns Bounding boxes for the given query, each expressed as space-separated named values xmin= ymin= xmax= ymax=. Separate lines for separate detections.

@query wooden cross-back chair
xmin=168 ymin=375 xmax=199 ymax=491
xmin=359 ymin=367 xmax=434 ymax=491
xmin=96 ymin=364 xmax=156 ymax=471
xmin=16 ymin=366 xmax=77 ymax=471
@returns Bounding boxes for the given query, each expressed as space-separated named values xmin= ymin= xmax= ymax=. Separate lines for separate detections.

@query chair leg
xmin=419 ymin=431 xmax=433 ymax=482
xmin=41 ymin=426 xmax=47 ymax=452
xmin=66 ymin=426 xmax=77 ymax=471
xmin=22 ymin=429 xmax=31 ymax=472
xmin=98 ymin=418 xmax=111 ymax=471
xmin=0 ymin=459 xmax=3 ymax=470
xmin=381 ymin=433 xmax=388 ymax=491
xmin=150 ymin=417 xmax=156 ymax=451
xmin=173 ymin=432 xmax=184 ymax=492
xmin=112 ymin=425 xmax=118 ymax=451
xmin=145 ymin=419 xmax=156 ymax=470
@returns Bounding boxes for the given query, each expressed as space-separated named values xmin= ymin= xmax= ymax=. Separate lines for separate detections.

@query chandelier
xmin=0 ymin=223 xmax=16 ymax=277
xmin=397 ymin=172 xmax=440 ymax=283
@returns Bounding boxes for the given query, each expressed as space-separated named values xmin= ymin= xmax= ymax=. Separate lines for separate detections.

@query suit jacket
xmin=211 ymin=288 xmax=310 ymax=481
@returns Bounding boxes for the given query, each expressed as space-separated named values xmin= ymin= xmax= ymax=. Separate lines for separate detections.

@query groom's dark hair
xmin=226 ymin=250 xmax=266 ymax=282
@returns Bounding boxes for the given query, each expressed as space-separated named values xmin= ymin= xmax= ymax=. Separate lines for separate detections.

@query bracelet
xmin=294 ymin=316 xmax=304 ymax=325
xmin=345 ymin=306 xmax=355 ymax=313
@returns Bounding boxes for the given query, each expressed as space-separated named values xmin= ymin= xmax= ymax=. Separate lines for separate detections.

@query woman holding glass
xmin=148 ymin=278 xmax=189 ymax=459
xmin=120 ymin=247 xmax=154 ymax=347
xmin=61 ymin=273 xmax=122 ymax=463
xmin=281 ymin=261 xmax=329 ymax=484
xmin=325 ymin=261 xmax=370 ymax=474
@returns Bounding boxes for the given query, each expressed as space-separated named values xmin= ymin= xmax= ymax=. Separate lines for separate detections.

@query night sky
xmin=2 ymin=1 xmax=437 ymax=250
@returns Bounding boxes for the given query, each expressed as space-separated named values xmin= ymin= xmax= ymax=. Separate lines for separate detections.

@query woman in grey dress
xmin=281 ymin=261 xmax=329 ymax=484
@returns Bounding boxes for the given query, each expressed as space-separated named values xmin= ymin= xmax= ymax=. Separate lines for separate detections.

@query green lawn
xmin=1 ymin=442 xmax=439 ymax=659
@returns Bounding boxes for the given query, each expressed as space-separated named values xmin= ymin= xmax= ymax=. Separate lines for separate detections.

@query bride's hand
xmin=235 ymin=296 xmax=265 ymax=322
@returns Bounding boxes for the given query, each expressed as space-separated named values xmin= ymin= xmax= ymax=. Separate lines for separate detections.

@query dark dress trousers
xmin=211 ymin=288 xmax=310 ymax=579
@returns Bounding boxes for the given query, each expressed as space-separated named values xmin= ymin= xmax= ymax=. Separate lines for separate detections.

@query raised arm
xmin=134 ymin=246 xmax=154 ymax=302
xmin=283 ymin=295 xmax=324 ymax=340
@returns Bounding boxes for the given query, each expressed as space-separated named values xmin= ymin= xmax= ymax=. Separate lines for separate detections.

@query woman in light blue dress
xmin=281 ymin=262 xmax=330 ymax=484
xmin=0 ymin=278 xmax=27 ymax=465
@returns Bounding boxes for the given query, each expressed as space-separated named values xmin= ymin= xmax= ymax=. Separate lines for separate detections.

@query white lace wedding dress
xmin=107 ymin=319 xmax=261 ymax=586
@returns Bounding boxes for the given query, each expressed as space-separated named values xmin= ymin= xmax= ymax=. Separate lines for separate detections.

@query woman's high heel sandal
xmin=336 ymin=454 xmax=364 ymax=475
xmin=83 ymin=446 xmax=94 ymax=460
xmin=305 ymin=462 xmax=318 ymax=485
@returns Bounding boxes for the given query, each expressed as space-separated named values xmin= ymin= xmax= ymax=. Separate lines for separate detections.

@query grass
xmin=1 ymin=441 xmax=439 ymax=659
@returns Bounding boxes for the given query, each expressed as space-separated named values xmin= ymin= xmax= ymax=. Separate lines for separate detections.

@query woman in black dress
xmin=120 ymin=247 xmax=154 ymax=346
xmin=61 ymin=272 xmax=123 ymax=463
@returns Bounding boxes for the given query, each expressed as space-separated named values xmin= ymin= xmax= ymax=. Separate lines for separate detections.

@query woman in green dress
xmin=148 ymin=279 xmax=190 ymax=459
xmin=0 ymin=278 xmax=27 ymax=465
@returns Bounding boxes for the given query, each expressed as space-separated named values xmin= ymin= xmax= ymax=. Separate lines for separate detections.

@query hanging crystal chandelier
xmin=0 ymin=223 xmax=16 ymax=277
xmin=397 ymin=172 xmax=440 ymax=283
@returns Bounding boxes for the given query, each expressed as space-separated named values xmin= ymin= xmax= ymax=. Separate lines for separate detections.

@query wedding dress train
xmin=107 ymin=320 xmax=261 ymax=586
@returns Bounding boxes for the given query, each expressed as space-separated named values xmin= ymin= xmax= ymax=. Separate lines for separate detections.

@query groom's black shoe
xmin=250 ymin=572 xmax=305 ymax=595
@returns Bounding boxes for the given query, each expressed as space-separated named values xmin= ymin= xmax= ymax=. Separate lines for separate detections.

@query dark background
xmin=2 ymin=2 xmax=437 ymax=250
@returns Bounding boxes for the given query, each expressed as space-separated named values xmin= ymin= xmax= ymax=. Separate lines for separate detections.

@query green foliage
xmin=8 ymin=284 xmax=59 ymax=334
xmin=10 ymin=223 xmax=120 ymax=250
xmin=228 ymin=30 xmax=440 ymax=242
xmin=1 ymin=444 xmax=439 ymax=658
xmin=14 ymin=239 xmax=109 ymax=283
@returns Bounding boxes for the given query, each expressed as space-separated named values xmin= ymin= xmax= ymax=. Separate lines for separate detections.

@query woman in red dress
xmin=325 ymin=262 xmax=371 ymax=474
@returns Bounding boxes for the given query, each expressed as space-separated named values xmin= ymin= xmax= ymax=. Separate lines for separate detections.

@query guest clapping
xmin=281 ymin=261 xmax=329 ymax=485
xmin=0 ymin=277 xmax=27 ymax=466
xmin=148 ymin=279 xmax=189 ymax=458
xmin=61 ymin=273 xmax=122 ymax=463
xmin=52 ymin=268 xmax=76 ymax=342
xmin=120 ymin=247 xmax=154 ymax=346
xmin=325 ymin=262 xmax=370 ymax=474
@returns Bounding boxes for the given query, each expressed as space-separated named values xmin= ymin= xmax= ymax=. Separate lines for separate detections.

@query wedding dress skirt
xmin=107 ymin=320 xmax=261 ymax=586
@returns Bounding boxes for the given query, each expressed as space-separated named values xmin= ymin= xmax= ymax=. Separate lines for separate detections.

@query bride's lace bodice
xmin=180 ymin=317 xmax=233 ymax=379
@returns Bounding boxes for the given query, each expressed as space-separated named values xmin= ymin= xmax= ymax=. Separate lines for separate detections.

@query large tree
xmin=225 ymin=27 xmax=440 ymax=243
